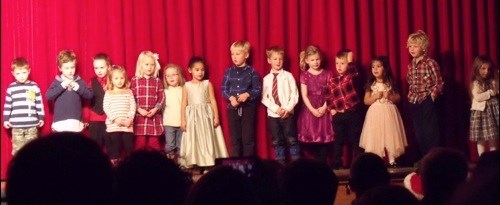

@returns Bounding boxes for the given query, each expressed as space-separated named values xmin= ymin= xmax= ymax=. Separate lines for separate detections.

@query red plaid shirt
xmin=325 ymin=63 xmax=361 ymax=111
xmin=407 ymin=56 xmax=444 ymax=104
xmin=131 ymin=76 xmax=165 ymax=136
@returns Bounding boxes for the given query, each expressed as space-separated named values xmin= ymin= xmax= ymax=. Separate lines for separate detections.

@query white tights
xmin=477 ymin=140 xmax=498 ymax=156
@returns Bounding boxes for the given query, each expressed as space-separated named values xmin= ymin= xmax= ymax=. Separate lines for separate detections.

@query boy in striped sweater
xmin=3 ymin=57 xmax=45 ymax=155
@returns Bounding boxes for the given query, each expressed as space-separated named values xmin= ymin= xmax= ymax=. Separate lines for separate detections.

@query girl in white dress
xmin=360 ymin=56 xmax=407 ymax=167
xmin=179 ymin=57 xmax=228 ymax=169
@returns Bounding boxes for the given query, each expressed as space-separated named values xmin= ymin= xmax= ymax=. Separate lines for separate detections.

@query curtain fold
xmin=1 ymin=0 xmax=498 ymax=179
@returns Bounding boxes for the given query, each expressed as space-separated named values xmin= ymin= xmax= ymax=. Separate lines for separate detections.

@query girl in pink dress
xmin=297 ymin=45 xmax=334 ymax=164
xmin=359 ymin=56 xmax=407 ymax=167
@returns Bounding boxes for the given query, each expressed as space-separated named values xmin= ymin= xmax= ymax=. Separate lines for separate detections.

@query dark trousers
xmin=107 ymin=132 xmax=134 ymax=159
xmin=267 ymin=115 xmax=297 ymax=147
xmin=89 ymin=121 xmax=109 ymax=148
xmin=409 ymin=97 xmax=440 ymax=158
xmin=227 ymin=103 xmax=257 ymax=157
xmin=268 ymin=115 xmax=300 ymax=163
xmin=332 ymin=108 xmax=364 ymax=168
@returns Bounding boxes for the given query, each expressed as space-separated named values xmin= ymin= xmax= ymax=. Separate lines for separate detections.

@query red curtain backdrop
xmin=1 ymin=0 xmax=498 ymax=179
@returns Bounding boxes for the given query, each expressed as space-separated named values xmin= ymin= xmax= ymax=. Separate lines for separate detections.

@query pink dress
xmin=359 ymin=82 xmax=407 ymax=158
xmin=297 ymin=69 xmax=334 ymax=143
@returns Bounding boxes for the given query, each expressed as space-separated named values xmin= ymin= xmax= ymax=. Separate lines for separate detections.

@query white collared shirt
xmin=261 ymin=70 xmax=299 ymax=118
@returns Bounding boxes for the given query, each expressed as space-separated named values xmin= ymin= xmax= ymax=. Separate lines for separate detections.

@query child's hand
xmin=113 ymin=118 xmax=123 ymax=126
xmin=330 ymin=109 xmax=337 ymax=116
xmin=276 ymin=107 xmax=285 ymax=117
xmin=375 ymin=91 xmax=383 ymax=99
xmin=38 ymin=120 xmax=44 ymax=128
xmin=69 ymin=82 xmax=79 ymax=91
xmin=137 ymin=108 xmax=148 ymax=116
xmin=281 ymin=110 xmax=290 ymax=119
xmin=229 ymin=96 xmax=240 ymax=107
xmin=312 ymin=109 xmax=322 ymax=117
xmin=317 ymin=108 xmax=326 ymax=117
xmin=347 ymin=51 xmax=354 ymax=63
xmin=181 ymin=121 xmax=187 ymax=132
xmin=237 ymin=93 xmax=250 ymax=103
xmin=3 ymin=122 xmax=12 ymax=129
xmin=147 ymin=107 xmax=159 ymax=117
xmin=213 ymin=117 xmax=220 ymax=127
xmin=318 ymin=104 xmax=327 ymax=114
xmin=123 ymin=118 xmax=133 ymax=127
xmin=61 ymin=80 xmax=72 ymax=89
xmin=489 ymin=89 xmax=497 ymax=96
xmin=383 ymin=91 xmax=390 ymax=99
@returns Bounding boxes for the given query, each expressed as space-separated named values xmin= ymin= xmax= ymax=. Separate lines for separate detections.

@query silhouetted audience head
xmin=113 ymin=149 xmax=192 ymax=205
xmin=249 ymin=159 xmax=284 ymax=205
xmin=450 ymin=150 xmax=499 ymax=205
xmin=354 ymin=184 xmax=420 ymax=205
xmin=186 ymin=165 xmax=256 ymax=205
xmin=6 ymin=132 xmax=113 ymax=205
xmin=281 ymin=159 xmax=339 ymax=205
xmin=349 ymin=153 xmax=390 ymax=200
xmin=420 ymin=148 xmax=468 ymax=205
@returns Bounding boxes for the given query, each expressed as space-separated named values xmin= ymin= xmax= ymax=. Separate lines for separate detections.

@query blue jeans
xmin=164 ymin=126 xmax=182 ymax=154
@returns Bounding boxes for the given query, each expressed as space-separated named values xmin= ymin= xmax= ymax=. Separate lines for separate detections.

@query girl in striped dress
xmin=469 ymin=55 xmax=499 ymax=157
xmin=103 ymin=66 xmax=136 ymax=165
xmin=131 ymin=51 xmax=165 ymax=151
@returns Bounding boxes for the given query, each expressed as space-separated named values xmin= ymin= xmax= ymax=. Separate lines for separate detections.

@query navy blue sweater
xmin=46 ymin=75 xmax=93 ymax=122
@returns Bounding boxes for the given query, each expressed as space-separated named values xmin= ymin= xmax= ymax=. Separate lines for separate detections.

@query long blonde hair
xmin=135 ymin=51 xmax=161 ymax=78
xmin=163 ymin=63 xmax=185 ymax=88
xmin=107 ymin=65 xmax=131 ymax=90
xmin=299 ymin=45 xmax=321 ymax=70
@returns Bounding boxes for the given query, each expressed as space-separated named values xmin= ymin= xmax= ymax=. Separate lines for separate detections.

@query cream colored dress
xmin=179 ymin=80 xmax=228 ymax=167
xmin=360 ymin=82 xmax=407 ymax=158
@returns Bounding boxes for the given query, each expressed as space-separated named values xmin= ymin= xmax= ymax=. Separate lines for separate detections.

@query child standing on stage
xmin=359 ymin=56 xmax=407 ymax=167
xmin=162 ymin=63 xmax=185 ymax=160
xmin=131 ymin=51 xmax=164 ymax=151
xmin=87 ymin=53 xmax=111 ymax=149
xmin=325 ymin=50 xmax=364 ymax=169
xmin=103 ymin=66 xmax=136 ymax=165
xmin=3 ymin=57 xmax=45 ymax=156
xmin=297 ymin=45 xmax=334 ymax=164
xmin=406 ymin=30 xmax=444 ymax=159
xmin=261 ymin=46 xmax=300 ymax=164
xmin=46 ymin=50 xmax=93 ymax=132
xmin=469 ymin=55 xmax=499 ymax=156
xmin=222 ymin=40 xmax=262 ymax=157
xmin=179 ymin=57 xmax=228 ymax=168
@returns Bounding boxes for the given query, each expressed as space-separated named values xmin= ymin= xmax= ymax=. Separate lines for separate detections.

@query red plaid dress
xmin=131 ymin=77 xmax=165 ymax=136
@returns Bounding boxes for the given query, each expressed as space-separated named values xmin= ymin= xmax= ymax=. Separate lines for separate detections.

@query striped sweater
xmin=3 ymin=81 xmax=45 ymax=128
xmin=103 ymin=89 xmax=136 ymax=133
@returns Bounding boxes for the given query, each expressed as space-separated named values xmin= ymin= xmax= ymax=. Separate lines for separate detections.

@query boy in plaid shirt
xmin=325 ymin=50 xmax=364 ymax=169
xmin=406 ymin=30 xmax=444 ymax=159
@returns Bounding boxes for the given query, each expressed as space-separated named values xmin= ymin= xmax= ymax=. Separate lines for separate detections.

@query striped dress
xmin=103 ymin=89 xmax=136 ymax=133
xmin=3 ymin=81 xmax=45 ymax=128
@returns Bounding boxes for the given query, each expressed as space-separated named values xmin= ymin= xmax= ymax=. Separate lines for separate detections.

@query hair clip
xmin=152 ymin=53 xmax=159 ymax=60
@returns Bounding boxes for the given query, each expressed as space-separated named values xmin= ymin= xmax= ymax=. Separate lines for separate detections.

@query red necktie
xmin=272 ymin=73 xmax=281 ymax=106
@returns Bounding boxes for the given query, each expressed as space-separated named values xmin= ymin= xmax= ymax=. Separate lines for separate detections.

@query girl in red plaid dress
xmin=131 ymin=51 xmax=165 ymax=151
